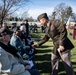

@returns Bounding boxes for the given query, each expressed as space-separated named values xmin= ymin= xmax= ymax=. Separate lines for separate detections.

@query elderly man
xmin=32 ymin=13 xmax=75 ymax=75
xmin=0 ymin=29 xmax=40 ymax=75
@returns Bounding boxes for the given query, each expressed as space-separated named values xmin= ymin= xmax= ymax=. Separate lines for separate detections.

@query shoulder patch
xmin=54 ymin=19 xmax=61 ymax=27
xmin=13 ymin=38 xmax=17 ymax=42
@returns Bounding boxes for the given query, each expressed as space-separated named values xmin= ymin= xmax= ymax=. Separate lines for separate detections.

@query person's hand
xmin=58 ymin=45 xmax=65 ymax=51
xmin=25 ymin=65 xmax=31 ymax=70
xmin=32 ymin=44 xmax=38 ymax=48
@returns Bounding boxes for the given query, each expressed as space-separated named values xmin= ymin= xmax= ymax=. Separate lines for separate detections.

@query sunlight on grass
xmin=31 ymin=30 xmax=76 ymax=75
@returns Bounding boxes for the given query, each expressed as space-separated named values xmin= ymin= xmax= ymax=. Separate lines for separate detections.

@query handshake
xmin=32 ymin=44 xmax=39 ymax=48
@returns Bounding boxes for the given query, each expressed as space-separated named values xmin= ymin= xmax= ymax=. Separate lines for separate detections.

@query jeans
xmin=28 ymin=69 xmax=40 ymax=75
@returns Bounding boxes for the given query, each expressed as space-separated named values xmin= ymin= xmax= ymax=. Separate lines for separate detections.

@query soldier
xmin=32 ymin=13 xmax=75 ymax=75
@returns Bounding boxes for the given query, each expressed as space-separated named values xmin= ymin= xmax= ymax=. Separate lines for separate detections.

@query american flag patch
xmin=14 ymin=38 xmax=16 ymax=42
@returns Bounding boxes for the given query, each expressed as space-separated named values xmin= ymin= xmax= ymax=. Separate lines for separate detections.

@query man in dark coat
xmin=25 ymin=19 xmax=29 ymax=38
xmin=32 ymin=13 xmax=75 ymax=75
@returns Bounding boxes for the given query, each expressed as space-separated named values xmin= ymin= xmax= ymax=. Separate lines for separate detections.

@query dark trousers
xmin=28 ymin=69 xmax=40 ymax=75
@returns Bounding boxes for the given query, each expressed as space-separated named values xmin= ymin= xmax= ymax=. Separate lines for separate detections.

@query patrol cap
xmin=13 ymin=27 xmax=20 ymax=33
xmin=37 ymin=13 xmax=49 ymax=21
xmin=1 ymin=29 xmax=12 ymax=36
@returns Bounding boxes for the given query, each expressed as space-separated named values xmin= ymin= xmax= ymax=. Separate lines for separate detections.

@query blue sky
xmin=17 ymin=0 xmax=76 ymax=19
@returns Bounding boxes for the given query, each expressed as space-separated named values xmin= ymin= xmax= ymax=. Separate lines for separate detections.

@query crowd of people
xmin=0 ymin=12 xmax=75 ymax=75
xmin=0 ymin=20 xmax=40 ymax=75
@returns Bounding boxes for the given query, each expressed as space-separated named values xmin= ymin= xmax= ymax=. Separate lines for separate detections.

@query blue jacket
xmin=10 ymin=34 xmax=30 ymax=54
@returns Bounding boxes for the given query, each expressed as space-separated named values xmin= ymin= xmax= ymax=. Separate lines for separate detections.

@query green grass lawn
xmin=31 ymin=30 xmax=76 ymax=75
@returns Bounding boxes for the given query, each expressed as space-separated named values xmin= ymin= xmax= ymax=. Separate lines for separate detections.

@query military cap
xmin=37 ymin=13 xmax=48 ymax=21
xmin=1 ymin=29 xmax=12 ymax=36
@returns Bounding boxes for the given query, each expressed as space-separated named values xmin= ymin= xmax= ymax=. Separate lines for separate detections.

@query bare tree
xmin=49 ymin=11 xmax=56 ymax=20
xmin=0 ymin=0 xmax=29 ymax=26
xmin=21 ymin=11 xmax=29 ymax=20
xmin=66 ymin=6 xmax=72 ymax=18
xmin=53 ymin=3 xmax=72 ymax=23
xmin=71 ymin=13 xmax=76 ymax=22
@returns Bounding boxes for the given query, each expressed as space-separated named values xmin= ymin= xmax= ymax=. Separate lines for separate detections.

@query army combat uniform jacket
xmin=37 ymin=20 xmax=74 ymax=55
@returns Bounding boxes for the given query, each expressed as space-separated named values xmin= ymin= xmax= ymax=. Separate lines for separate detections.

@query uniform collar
xmin=47 ymin=21 xmax=51 ymax=27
